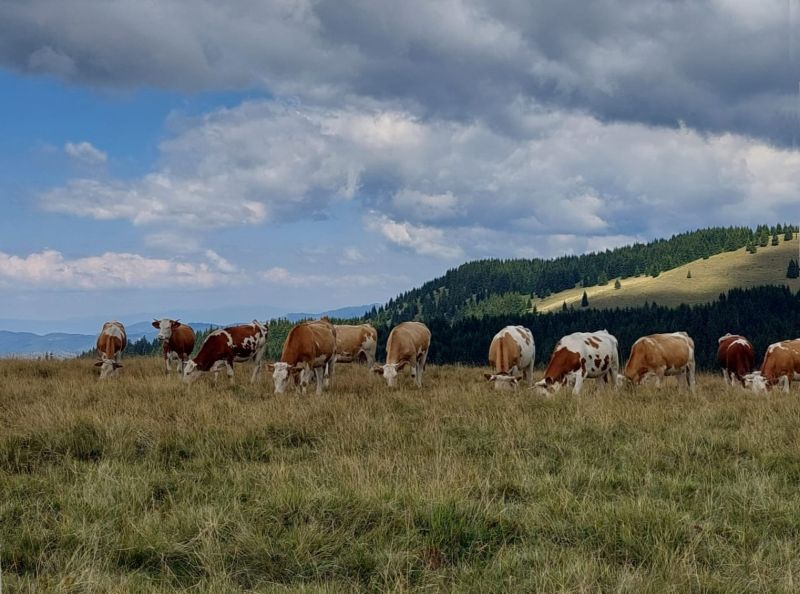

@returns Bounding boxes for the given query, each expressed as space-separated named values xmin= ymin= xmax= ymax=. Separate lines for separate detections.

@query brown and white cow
xmin=182 ymin=321 xmax=268 ymax=384
xmin=152 ymin=319 xmax=196 ymax=374
xmin=622 ymin=332 xmax=696 ymax=391
xmin=95 ymin=321 xmax=127 ymax=379
xmin=269 ymin=318 xmax=337 ymax=395
xmin=334 ymin=323 xmax=378 ymax=367
xmin=745 ymin=339 xmax=800 ymax=393
xmin=372 ymin=321 xmax=431 ymax=388
xmin=717 ymin=334 xmax=755 ymax=387
xmin=534 ymin=330 xmax=618 ymax=395
xmin=484 ymin=325 xmax=535 ymax=390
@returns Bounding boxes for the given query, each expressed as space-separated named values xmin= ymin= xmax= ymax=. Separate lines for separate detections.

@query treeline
xmin=373 ymin=286 xmax=800 ymax=371
xmin=372 ymin=224 xmax=798 ymax=323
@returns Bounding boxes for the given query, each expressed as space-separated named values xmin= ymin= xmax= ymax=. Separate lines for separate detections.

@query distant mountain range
xmin=0 ymin=304 xmax=378 ymax=357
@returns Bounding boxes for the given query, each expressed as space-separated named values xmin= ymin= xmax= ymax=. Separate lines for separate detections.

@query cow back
xmin=489 ymin=332 xmax=521 ymax=374
xmin=281 ymin=320 xmax=336 ymax=365
xmin=386 ymin=322 xmax=431 ymax=365
xmin=167 ymin=324 xmax=196 ymax=356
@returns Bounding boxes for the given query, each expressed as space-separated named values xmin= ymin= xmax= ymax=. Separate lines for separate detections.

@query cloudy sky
xmin=1 ymin=0 xmax=799 ymax=327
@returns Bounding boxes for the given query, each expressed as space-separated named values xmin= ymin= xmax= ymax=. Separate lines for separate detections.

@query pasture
xmin=2 ymin=359 xmax=800 ymax=592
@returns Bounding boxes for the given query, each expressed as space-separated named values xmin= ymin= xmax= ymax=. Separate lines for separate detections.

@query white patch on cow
xmin=271 ymin=362 xmax=294 ymax=394
xmin=155 ymin=319 xmax=174 ymax=340
xmin=744 ymin=372 xmax=768 ymax=393
xmin=182 ymin=360 xmax=201 ymax=383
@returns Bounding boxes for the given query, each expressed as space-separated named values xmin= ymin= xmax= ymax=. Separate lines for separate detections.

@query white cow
xmin=535 ymin=330 xmax=619 ymax=395
xmin=484 ymin=325 xmax=535 ymax=390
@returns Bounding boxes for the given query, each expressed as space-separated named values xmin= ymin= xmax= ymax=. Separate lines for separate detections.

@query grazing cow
xmin=152 ymin=319 xmax=196 ymax=374
xmin=484 ymin=325 xmax=535 ymax=390
xmin=334 ymin=323 xmax=378 ymax=367
xmin=372 ymin=321 xmax=431 ymax=388
xmin=95 ymin=321 xmax=127 ymax=379
xmin=269 ymin=318 xmax=337 ymax=395
xmin=623 ymin=332 xmax=696 ymax=391
xmin=534 ymin=330 xmax=619 ymax=395
xmin=744 ymin=339 xmax=800 ymax=393
xmin=182 ymin=321 xmax=268 ymax=384
xmin=717 ymin=334 xmax=755 ymax=387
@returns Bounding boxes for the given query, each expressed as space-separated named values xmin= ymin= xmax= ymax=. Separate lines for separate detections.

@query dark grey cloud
xmin=0 ymin=0 xmax=796 ymax=144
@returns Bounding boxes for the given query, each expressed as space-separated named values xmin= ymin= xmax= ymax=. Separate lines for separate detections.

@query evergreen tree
xmin=597 ymin=272 xmax=609 ymax=286
xmin=759 ymin=233 xmax=769 ymax=247
xmin=562 ymin=301 xmax=568 ymax=312
xmin=785 ymin=229 xmax=794 ymax=241
xmin=746 ymin=242 xmax=757 ymax=254
xmin=581 ymin=291 xmax=589 ymax=307
xmin=788 ymin=259 xmax=800 ymax=279
xmin=772 ymin=233 xmax=779 ymax=246
xmin=614 ymin=279 xmax=622 ymax=290
xmin=687 ymin=269 xmax=692 ymax=279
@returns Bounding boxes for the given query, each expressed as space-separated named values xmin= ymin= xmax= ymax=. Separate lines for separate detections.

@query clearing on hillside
xmin=534 ymin=235 xmax=800 ymax=312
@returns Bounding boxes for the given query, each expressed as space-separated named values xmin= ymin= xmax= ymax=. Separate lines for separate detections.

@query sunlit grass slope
xmin=3 ymin=358 xmax=800 ymax=592
xmin=534 ymin=235 xmax=800 ymax=312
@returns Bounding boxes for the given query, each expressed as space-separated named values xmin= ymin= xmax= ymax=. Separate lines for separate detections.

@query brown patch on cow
xmin=386 ymin=321 xmax=431 ymax=367
xmin=601 ymin=355 xmax=610 ymax=371
xmin=584 ymin=336 xmax=601 ymax=349
xmin=543 ymin=348 xmax=582 ymax=384
xmin=519 ymin=328 xmax=531 ymax=345
xmin=489 ymin=332 xmax=522 ymax=374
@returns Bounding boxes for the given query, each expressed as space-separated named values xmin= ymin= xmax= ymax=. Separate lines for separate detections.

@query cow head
xmin=182 ymin=360 xmax=202 ymax=383
xmin=484 ymin=373 xmax=519 ymax=391
xmin=372 ymin=361 xmax=407 ymax=387
xmin=743 ymin=372 xmax=768 ymax=393
xmin=153 ymin=318 xmax=180 ymax=341
xmin=95 ymin=357 xmax=122 ymax=379
xmin=534 ymin=374 xmax=576 ymax=395
xmin=269 ymin=362 xmax=301 ymax=394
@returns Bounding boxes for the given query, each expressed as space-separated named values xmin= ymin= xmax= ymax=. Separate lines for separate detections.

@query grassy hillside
xmin=534 ymin=235 xmax=800 ymax=313
xmin=4 ymin=358 xmax=800 ymax=591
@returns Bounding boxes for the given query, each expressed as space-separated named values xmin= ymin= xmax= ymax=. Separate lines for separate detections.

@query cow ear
xmin=151 ymin=320 xmax=160 ymax=329
xmin=267 ymin=364 xmax=275 ymax=372
xmin=94 ymin=361 xmax=103 ymax=367
xmin=114 ymin=363 xmax=123 ymax=369
xmin=372 ymin=365 xmax=384 ymax=375
xmin=483 ymin=373 xmax=494 ymax=381
xmin=397 ymin=361 xmax=408 ymax=371
xmin=290 ymin=366 xmax=302 ymax=376
xmin=171 ymin=320 xmax=181 ymax=328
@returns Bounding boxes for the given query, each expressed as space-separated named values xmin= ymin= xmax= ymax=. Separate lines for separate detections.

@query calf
xmin=484 ymin=325 xmax=535 ymax=390
xmin=95 ymin=321 xmax=127 ymax=379
xmin=334 ymin=323 xmax=378 ymax=367
xmin=623 ymin=332 xmax=696 ymax=391
xmin=182 ymin=321 xmax=268 ymax=384
xmin=152 ymin=319 xmax=196 ymax=374
xmin=745 ymin=339 xmax=800 ymax=393
xmin=717 ymin=334 xmax=755 ymax=387
xmin=269 ymin=318 xmax=337 ymax=395
xmin=535 ymin=330 xmax=618 ymax=395
xmin=372 ymin=321 xmax=431 ymax=388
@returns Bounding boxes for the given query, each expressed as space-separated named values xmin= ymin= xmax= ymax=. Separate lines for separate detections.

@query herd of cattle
xmin=93 ymin=319 xmax=800 ymax=394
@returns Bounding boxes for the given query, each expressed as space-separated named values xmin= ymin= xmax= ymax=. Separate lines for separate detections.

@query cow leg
xmin=326 ymin=357 xmax=335 ymax=388
xmin=780 ymin=375 xmax=790 ymax=393
xmin=572 ymin=373 xmax=584 ymax=395
xmin=722 ymin=369 xmax=730 ymax=385
xmin=315 ymin=367 xmax=324 ymax=395
xmin=250 ymin=348 xmax=265 ymax=383
xmin=226 ymin=359 xmax=235 ymax=385
xmin=687 ymin=362 xmax=697 ymax=393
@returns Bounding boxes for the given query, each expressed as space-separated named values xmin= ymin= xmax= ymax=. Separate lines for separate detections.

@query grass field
xmin=3 ymin=358 xmax=800 ymax=592
xmin=533 ymin=235 xmax=800 ymax=313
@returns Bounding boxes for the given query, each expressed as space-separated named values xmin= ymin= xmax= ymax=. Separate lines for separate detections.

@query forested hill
xmin=371 ymin=224 xmax=797 ymax=323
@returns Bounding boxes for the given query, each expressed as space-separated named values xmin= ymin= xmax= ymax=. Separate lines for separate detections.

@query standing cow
xmin=372 ymin=321 xmax=431 ymax=388
xmin=334 ymin=323 xmax=378 ymax=367
xmin=182 ymin=321 xmax=268 ymax=384
xmin=269 ymin=318 xmax=337 ymax=395
xmin=95 ymin=321 xmax=127 ymax=379
xmin=534 ymin=330 xmax=619 ymax=395
xmin=744 ymin=339 xmax=800 ymax=393
xmin=152 ymin=319 xmax=196 ymax=374
xmin=622 ymin=332 xmax=696 ymax=391
xmin=484 ymin=325 xmax=535 ymax=390
xmin=717 ymin=334 xmax=755 ymax=387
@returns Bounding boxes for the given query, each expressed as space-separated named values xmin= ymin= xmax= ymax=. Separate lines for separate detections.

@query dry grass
xmin=3 ymin=358 xmax=800 ymax=592
xmin=534 ymin=236 xmax=800 ymax=312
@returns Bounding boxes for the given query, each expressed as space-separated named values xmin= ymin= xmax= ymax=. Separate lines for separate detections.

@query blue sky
xmin=1 ymin=0 xmax=799 ymax=330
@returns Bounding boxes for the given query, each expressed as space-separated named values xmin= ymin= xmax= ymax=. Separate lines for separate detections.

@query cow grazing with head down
xmin=535 ymin=330 xmax=618 ymax=395
xmin=95 ymin=321 xmax=127 ymax=379
xmin=334 ymin=323 xmax=378 ymax=367
xmin=744 ymin=339 xmax=800 ymax=393
xmin=373 ymin=321 xmax=431 ymax=388
xmin=152 ymin=319 xmax=196 ymax=374
xmin=484 ymin=325 xmax=535 ymax=390
xmin=182 ymin=321 xmax=268 ymax=384
xmin=717 ymin=334 xmax=755 ymax=387
xmin=269 ymin=318 xmax=337 ymax=395
xmin=622 ymin=332 xmax=696 ymax=391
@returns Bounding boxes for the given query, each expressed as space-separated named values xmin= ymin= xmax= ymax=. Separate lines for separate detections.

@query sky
xmin=1 ymin=0 xmax=799 ymax=328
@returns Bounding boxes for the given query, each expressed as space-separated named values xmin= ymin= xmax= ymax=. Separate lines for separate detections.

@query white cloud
xmin=0 ymin=250 xmax=238 ymax=290
xmin=64 ymin=141 xmax=107 ymax=165
xmin=365 ymin=213 xmax=464 ymax=259
xmin=262 ymin=266 xmax=404 ymax=288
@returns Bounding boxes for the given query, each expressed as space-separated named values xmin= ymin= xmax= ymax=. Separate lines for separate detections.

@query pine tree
xmin=746 ymin=242 xmax=757 ymax=254
xmin=597 ymin=272 xmax=609 ymax=286
xmin=772 ymin=233 xmax=779 ymax=246
xmin=687 ymin=269 xmax=692 ymax=279
xmin=785 ymin=229 xmax=794 ymax=241
xmin=614 ymin=279 xmax=622 ymax=290
xmin=562 ymin=301 xmax=568 ymax=312
xmin=581 ymin=291 xmax=589 ymax=307
xmin=759 ymin=233 xmax=769 ymax=248
xmin=788 ymin=259 xmax=800 ymax=279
